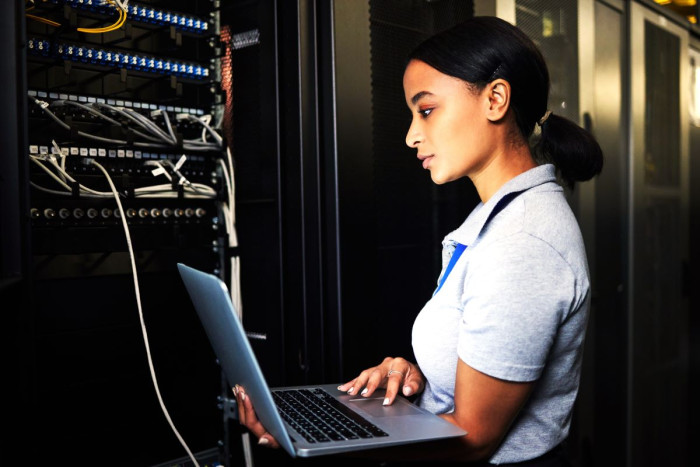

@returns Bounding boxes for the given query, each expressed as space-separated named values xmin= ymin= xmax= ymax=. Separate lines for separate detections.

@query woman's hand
xmin=234 ymin=384 xmax=280 ymax=448
xmin=337 ymin=357 xmax=425 ymax=406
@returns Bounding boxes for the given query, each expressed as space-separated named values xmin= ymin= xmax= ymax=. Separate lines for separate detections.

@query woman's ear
xmin=485 ymin=79 xmax=511 ymax=122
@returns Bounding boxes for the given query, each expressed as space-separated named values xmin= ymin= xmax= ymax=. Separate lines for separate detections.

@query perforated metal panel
xmin=515 ymin=0 xmax=579 ymax=123
xmin=630 ymin=4 xmax=690 ymax=466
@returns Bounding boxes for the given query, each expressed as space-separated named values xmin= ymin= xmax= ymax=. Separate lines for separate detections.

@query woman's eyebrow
xmin=411 ymin=91 xmax=434 ymax=105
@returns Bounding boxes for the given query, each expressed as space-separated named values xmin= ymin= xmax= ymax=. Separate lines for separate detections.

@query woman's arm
xmin=344 ymin=358 xmax=534 ymax=463
xmin=439 ymin=358 xmax=534 ymax=461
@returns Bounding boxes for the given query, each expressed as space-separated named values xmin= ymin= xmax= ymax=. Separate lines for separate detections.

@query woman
xmin=236 ymin=16 xmax=602 ymax=465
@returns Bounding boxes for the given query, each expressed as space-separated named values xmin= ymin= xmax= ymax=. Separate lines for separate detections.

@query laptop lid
xmin=177 ymin=263 xmax=467 ymax=458
xmin=177 ymin=263 xmax=297 ymax=456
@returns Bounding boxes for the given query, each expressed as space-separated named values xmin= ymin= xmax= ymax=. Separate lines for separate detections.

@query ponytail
xmin=534 ymin=113 xmax=604 ymax=189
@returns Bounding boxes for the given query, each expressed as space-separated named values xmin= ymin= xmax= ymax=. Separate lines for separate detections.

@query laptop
xmin=177 ymin=263 xmax=466 ymax=458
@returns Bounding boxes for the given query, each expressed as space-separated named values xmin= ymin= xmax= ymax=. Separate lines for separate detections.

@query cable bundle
xmin=27 ymin=0 xmax=129 ymax=34
xmin=30 ymin=141 xmax=217 ymax=199
xmin=30 ymin=95 xmax=222 ymax=152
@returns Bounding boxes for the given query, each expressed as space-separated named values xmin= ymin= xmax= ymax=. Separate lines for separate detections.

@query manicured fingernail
xmin=383 ymin=398 xmax=390 ymax=406
xmin=361 ymin=388 xmax=368 ymax=395
xmin=233 ymin=385 xmax=239 ymax=396
xmin=240 ymin=390 xmax=246 ymax=401
xmin=403 ymin=386 xmax=412 ymax=396
xmin=337 ymin=385 xmax=343 ymax=390
xmin=347 ymin=387 xmax=354 ymax=394
xmin=258 ymin=437 xmax=269 ymax=445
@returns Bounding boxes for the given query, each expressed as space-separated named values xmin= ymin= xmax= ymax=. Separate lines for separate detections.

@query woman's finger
xmin=382 ymin=365 xmax=409 ymax=405
xmin=336 ymin=378 xmax=357 ymax=393
xmin=239 ymin=386 xmax=281 ymax=448
xmin=343 ymin=367 xmax=375 ymax=396
xmin=258 ymin=433 xmax=281 ymax=449
xmin=402 ymin=364 xmax=425 ymax=397
xmin=361 ymin=366 xmax=389 ymax=397
xmin=235 ymin=385 xmax=246 ymax=425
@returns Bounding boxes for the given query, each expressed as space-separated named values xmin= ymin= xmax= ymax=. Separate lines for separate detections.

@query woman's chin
xmin=429 ymin=171 xmax=451 ymax=185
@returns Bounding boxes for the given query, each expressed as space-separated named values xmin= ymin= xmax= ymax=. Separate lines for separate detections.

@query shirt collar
xmin=445 ymin=164 xmax=558 ymax=246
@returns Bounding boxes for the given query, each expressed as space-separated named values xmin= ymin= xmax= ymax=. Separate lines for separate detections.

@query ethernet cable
xmin=151 ymin=109 xmax=178 ymax=146
xmin=31 ymin=96 xmax=221 ymax=152
xmin=198 ymin=115 xmax=213 ymax=144
xmin=30 ymin=95 xmax=146 ymax=147
xmin=30 ymin=155 xmax=114 ymax=197
xmin=51 ymin=98 xmax=222 ymax=151
xmin=53 ymin=100 xmax=166 ymax=144
xmin=177 ymin=113 xmax=223 ymax=148
xmin=87 ymin=157 xmax=200 ymax=467
xmin=89 ymin=102 xmax=175 ymax=145
xmin=30 ymin=146 xmax=217 ymax=199
xmin=144 ymin=157 xmax=217 ymax=198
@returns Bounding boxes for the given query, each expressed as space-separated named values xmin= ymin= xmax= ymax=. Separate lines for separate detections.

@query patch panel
xmin=47 ymin=0 xmax=211 ymax=34
xmin=27 ymin=90 xmax=206 ymax=117
xmin=27 ymin=38 xmax=210 ymax=80
xmin=29 ymin=143 xmax=209 ymax=164
xmin=27 ymin=145 xmax=213 ymax=183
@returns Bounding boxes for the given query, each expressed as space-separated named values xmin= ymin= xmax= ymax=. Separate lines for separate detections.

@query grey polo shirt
xmin=412 ymin=164 xmax=591 ymax=464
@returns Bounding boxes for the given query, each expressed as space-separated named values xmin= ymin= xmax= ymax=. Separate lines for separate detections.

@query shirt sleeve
xmin=457 ymin=233 xmax=577 ymax=382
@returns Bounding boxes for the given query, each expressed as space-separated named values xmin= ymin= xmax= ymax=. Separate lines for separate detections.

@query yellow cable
xmin=76 ymin=1 xmax=127 ymax=34
xmin=26 ymin=13 xmax=61 ymax=28
xmin=25 ymin=1 xmax=126 ymax=33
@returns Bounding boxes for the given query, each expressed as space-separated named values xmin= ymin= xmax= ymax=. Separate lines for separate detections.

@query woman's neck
xmin=470 ymin=140 xmax=536 ymax=203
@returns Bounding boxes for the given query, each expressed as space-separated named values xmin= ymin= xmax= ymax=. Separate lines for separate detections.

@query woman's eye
xmin=418 ymin=108 xmax=433 ymax=118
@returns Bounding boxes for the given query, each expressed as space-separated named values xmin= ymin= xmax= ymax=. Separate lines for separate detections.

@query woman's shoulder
xmin=520 ymin=186 xmax=585 ymax=250
xmin=475 ymin=187 xmax=589 ymax=277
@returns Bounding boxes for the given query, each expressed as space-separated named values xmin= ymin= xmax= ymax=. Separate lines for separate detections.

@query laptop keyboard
xmin=272 ymin=388 xmax=389 ymax=443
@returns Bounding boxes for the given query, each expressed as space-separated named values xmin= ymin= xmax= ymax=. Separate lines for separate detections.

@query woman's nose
xmin=405 ymin=121 xmax=422 ymax=148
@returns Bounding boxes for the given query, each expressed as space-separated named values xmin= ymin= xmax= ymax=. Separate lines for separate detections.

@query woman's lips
xmin=418 ymin=154 xmax=434 ymax=169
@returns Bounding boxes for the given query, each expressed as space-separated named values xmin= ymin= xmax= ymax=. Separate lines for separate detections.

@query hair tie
xmin=537 ymin=110 xmax=552 ymax=127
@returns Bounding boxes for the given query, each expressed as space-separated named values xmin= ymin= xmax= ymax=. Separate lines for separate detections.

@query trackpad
xmin=350 ymin=398 xmax=424 ymax=417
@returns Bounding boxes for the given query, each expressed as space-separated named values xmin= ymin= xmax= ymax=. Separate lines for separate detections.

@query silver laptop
xmin=177 ymin=263 xmax=466 ymax=458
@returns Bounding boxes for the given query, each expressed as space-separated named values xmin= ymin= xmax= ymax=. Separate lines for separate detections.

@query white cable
xmin=30 ymin=156 xmax=114 ymax=197
xmin=87 ymin=158 xmax=200 ymax=467
xmin=51 ymin=140 xmax=69 ymax=183
xmin=200 ymin=115 xmax=211 ymax=143
xmin=218 ymin=145 xmax=249 ymax=465
xmin=31 ymin=150 xmax=217 ymax=199
xmin=178 ymin=113 xmax=223 ymax=146
xmin=229 ymin=175 xmax=241 ymax=316
xmin=31 ymin=96 xmax=220 ymax=152
xmin=29 ymin=181 xmax=105 ymax=197
xmin=216 ymin=155 xmax=240 ymax=315
xmin=154 ymin=110 xmax=178 ymax=146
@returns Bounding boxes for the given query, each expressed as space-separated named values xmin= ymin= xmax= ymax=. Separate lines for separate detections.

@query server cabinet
xmin=629 ymin=3 xmax=691 ymax=466
xmin=689 ymin=39 xmax=700 ymax=456
xmin=18 ymin=1 xmax=229 ymax=465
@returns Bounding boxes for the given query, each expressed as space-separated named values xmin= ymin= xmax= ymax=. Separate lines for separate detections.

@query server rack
xmin=15 ymin=1 xmax=230 ymax=465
